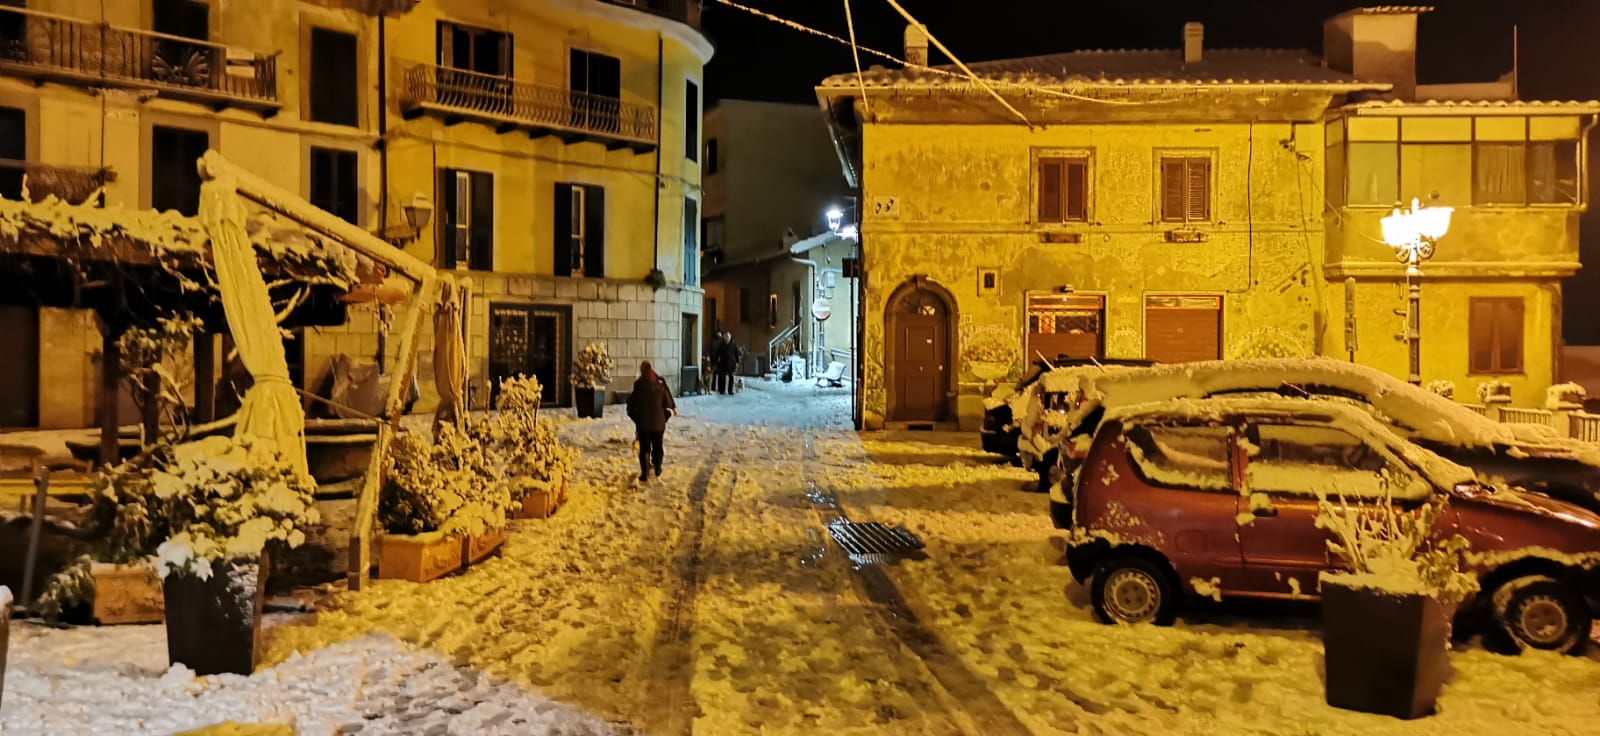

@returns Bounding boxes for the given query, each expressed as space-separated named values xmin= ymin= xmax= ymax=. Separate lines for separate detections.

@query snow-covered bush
xmin=1423 ymin=380 xmax=1455 ymax=400
xmin=117 ymin=313 xmax=206 ymax=436
xmin=1477 ymin=379 xmax=1512 ymax=404
xmin=571 ymin=343 xmax=614 ymax=389
xmin=480 ymin=375 xmax=576 ymax=501
xmin=1545 ymin=382 xmax=1586 ymax=410
xmin=380 ymin=422 xmax=512 ymax=537
xmin=1315 ymin=490 xmax=1476 ymax=602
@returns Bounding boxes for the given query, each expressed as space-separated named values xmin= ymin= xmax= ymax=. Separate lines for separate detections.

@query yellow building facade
xmin=0 ymin=0 xmax=709 ymax=430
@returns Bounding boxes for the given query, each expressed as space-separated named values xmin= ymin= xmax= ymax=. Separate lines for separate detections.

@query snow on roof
xmin=1106 ymin=395 xmax=1477 ymax=494
xmin=1329 ymin=5 xmax=1435 ymax=18
xmin=1341 ymin=99 xmax=1600 ymax=113
xmin=819 ymin=48 xmax=1385 ymax=91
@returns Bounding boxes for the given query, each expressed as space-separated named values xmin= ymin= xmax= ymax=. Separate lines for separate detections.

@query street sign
xmin=811 ymin=297 xmax=832 ymax=321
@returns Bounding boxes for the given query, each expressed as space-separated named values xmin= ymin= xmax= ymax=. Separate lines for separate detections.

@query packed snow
xmin=7 ymin=378 xmax=1600 ymax=735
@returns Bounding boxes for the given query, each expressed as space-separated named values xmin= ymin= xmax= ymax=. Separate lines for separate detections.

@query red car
xmin=1063 ymin=398 xmax=1600 ymax=654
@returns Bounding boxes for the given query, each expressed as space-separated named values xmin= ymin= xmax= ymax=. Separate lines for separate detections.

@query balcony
xmin=0 ymin=159 xmax=116 ymax=205
xmin=597 ymin=0 xmax=703 ymax=30
xmin=400 ymin=64 xmax=657 ymax=153
xmin=0 ymin=6 xmax=280 ymax=116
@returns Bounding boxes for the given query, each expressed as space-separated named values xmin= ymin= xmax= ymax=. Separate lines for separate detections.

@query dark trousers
xmin=637 ymin=430 xmax=664 ymax=475
xmin=714 ymin=371 xmax=733 ymax=394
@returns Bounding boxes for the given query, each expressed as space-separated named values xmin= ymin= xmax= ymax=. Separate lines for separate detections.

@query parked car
xmin=1048 ymin=358 xmax=1600 ymax=516
xmin=978 ymin=357 xmax=1153 ymax=488
xmin=1061 ymin=397 xmax=1600 ymax=654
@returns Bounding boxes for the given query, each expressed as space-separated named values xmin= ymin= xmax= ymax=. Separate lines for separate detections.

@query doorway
xmin=488 ymin=303 xmax=570 ymax=407
xmin=886 ymin=281 xmax=952 ymax=423
xmin=0 ymin=305 xmax=38 ymax=428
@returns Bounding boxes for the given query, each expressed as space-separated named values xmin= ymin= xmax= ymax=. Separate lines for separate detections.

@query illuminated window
xmin=1026 ymin=293 xmax=1104 ymax=361
xmin=1160 ymin=158 xmax=1211 ymax=223
xmin=1037 ymin=157 xmax=1089 ymax=222
xmin=1469 ymin=297 xmax=1524 ymax=375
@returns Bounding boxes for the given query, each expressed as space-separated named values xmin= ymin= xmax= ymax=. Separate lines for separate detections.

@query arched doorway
xmin=886 ymin=280 xmax=953 ymax=423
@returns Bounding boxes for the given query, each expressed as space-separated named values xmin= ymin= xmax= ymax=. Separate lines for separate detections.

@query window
xmin=685 ymin=80 xmax=699 ymax=162
xmin=1037 ymin=156 xmax=1088 ymax=222
xmin=555 ymin=183 xmax=605 ymax=278
xmin=1144 ymin=295 xmax=1222 ymax=363
xmin=767 ymin=293 xmax=778 ymax=328
xmin=437 ymin=21 xmax=509 ymax=76
xmin=1475 ymin=141 xmax=1580 ymax=206
xmin=682 ymin=197 xmax=698 ymax=286
xmin=1469 ymin=297 xmax=1524 ymax=374
xmin=1124 ymin=424 xmax=1232 ymax=491
xmin=703 ymin=216 xmax=725 ymax=252
xmin=153 ymin=0 xmax=208 ymax=40
xmin=1246 ymin=423 xmax=1412 ymax=500
xmin=705 ymin=138 xmax=719 ymax=174
xmin=1 ymin=0 xmax=25 ymax=57
xmin=1160 ymin=157 xmax=1211 ymax=222
xmin=569 ymin=49 xmax=620 ymax=99
xmin=0 ymin=106 xmax=23 ymax=201
xmin=309 ymin=147 xmax=359 ymax=225
xmin=151 ymin=125 xmax=209 ymax=216
xmin=1347 ymin=142 xmax=1399 ymax=206
xmin=791 ymin=280 xmax=802 ymax=325
xmin=1026 ymin=292 xmax=1103 ymax=361
xmin=1343 ymin=116 xmax=1582 ymax=208
xmin=309 ymin=28 xmax=359 ymax=127
xmin=438 ymin=168 xmax=493 ymax=270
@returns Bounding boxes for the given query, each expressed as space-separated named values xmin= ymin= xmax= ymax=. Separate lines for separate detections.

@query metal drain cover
xmin=827 ymin=521 xmax=925 ymax=563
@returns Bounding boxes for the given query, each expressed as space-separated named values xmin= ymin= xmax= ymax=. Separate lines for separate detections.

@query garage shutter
xmin=1026 ymin=293 xmax=1104 ymax=362
xmin=1145 ymin=295 xmax=1221 ymax=363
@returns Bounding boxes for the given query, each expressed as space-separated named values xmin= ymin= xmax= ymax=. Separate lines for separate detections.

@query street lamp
xmin=378 ymin=192 xmax=434 ymax=245
xmin=1380 ymin=196 xmax=1453 ymax=385
xmin=826 ymin=206 xmax=844 ymax=233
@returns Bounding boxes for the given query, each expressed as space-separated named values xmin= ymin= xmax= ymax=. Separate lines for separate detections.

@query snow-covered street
xmin=8 ymin=378 xmax=1600 ymax=734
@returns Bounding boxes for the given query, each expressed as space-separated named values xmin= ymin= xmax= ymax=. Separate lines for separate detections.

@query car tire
xmin=1488 ymin=575 xmax=1591 ymax=655
xmin=1032 ymin=449 xmax=1058 ymax=493
xmin=1090 ymin=555 xmax=1178 ymax=626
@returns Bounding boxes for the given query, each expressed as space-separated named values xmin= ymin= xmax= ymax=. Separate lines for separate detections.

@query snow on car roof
xmin=1105 ymin=395 xmax=1478 ymax=495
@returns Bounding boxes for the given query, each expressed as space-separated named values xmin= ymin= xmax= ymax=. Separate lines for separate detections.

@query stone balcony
xmin=399 ymin=64 xmax=657 ymax=154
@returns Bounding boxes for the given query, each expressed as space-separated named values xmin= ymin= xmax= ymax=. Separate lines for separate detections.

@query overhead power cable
xmin=877 ymin=0 xmax=1031 ymax=126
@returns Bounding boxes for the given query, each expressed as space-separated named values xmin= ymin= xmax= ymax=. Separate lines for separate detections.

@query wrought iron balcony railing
xmin=401 ymin=64 xmax=657 ymax=152
xmin=596 ymin=0 xmax=703 ymax=30
xmin=0 ymin=6 xmax=279 ymax=114
xmin=0 ymin=159 xmax=116 ymax=205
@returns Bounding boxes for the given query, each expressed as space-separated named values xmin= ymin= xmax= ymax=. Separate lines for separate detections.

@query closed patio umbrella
xmin=432 ymin=277 xmax=466 ymax=431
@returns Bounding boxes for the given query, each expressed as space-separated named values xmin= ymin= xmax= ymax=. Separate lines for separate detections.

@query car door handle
xmin=1253 ymin=506 xmax=1278 ymax=518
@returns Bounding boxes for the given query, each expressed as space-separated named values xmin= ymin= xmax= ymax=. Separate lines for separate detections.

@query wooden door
xmin=0 ymin=305 xmax=37 ymax=427
xmin=890 ymin=289 xmax=947 ymax=422
xmin=489 ymin=304 xmax=569 ymax=406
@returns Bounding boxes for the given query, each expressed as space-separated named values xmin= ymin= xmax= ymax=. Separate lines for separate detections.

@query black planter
xmin=163 ymin=553 xmax=268 ymax=676
xmin=574 ymin=387 xmax=605 ymax=418
xmin=1322 ymin=579 xmax=1453 ymax=719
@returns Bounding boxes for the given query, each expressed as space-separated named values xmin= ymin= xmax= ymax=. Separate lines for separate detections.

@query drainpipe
xmin=377 ymin=15 xmax=388 ymax=234
xmin=652 ymin=33 xmax=663 ymax=273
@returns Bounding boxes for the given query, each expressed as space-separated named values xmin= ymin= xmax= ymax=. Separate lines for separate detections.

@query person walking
xmin=708 ymin=331 xmax=727 ymax=395
xmin=626 ymin=360 xmax=676 ymax=481
xmin=718 ymin=331 xmax=742 ymax=394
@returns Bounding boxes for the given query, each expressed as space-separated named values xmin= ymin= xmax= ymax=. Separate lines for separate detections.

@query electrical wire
xmin=841 ymin=0 xmax=869 ymax=116
xmin=877 ymin=0 xmax=1030 ymax=126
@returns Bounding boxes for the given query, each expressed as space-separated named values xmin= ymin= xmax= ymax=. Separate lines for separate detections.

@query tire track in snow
xmin=800 ymin=438 xmax=1034 ymax=736
xmin=635 ymin=447 xmax=728 ymax=734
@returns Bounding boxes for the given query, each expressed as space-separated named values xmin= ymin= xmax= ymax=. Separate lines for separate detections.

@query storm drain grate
xmin=827 ymin=520 xmax=925 ymax=563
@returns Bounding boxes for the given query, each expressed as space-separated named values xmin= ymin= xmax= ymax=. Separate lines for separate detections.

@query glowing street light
xmin=1380 ymin=197 xmax=1452 ymax=385
xmin=826 ymin=206 xmax=845 ymax=233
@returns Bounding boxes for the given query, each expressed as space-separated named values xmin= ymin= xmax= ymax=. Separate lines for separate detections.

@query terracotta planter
xmin=376 ymin=532 xmax=463 ymax=583
xmin=462 ymin=528 xmax=505 ymax=566
xmin=163 ymin=553 xmax=268 ymax=676
xmin=1322 ymin=579 xmax=1454 ymax=719
xmin=90 ymin=562 xmax=164 ymax=625
xmin=574 ymin=387 xmax=605 ymax=418
xmin=514 ymin=478 xmax=569 ymax=520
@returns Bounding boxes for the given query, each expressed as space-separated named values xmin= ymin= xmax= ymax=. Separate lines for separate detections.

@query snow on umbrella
xmin=432 ymin=277 xmax=467 ymax=430
xmin=199 ymin=174 xmax=310 ymax=479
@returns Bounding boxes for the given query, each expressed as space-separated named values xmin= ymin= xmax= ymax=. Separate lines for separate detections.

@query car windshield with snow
xmin=1060 ymin=397 xmax=1600 ymax=655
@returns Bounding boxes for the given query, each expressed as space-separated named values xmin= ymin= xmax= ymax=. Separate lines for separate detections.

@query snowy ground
xmin=7 ymin=378 xmax=1600 ymax=734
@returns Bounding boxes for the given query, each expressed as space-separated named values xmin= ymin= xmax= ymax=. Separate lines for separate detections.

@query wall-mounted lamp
xmin=826 ymin=206 xmax=845 ymax=232
xmin=378 ymin=192 xmax=434 ymax=244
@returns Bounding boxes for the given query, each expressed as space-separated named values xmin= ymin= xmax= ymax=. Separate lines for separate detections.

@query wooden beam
xmin=99 ymin=328 xmax=120 ymax=467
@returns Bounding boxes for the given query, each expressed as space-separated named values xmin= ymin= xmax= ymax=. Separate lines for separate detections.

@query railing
xmin=0 ymin=159 xmax=115 ymax=204
xmin=1498 ymin=406 xmax=1553 ymax=426
xmin=597 ymin=0 xmax=702 ymax=29
xmin=402 ymin=64 xmax=657 ymax=145
xmin=0 ymin=6 xmax=278 ymax=106
xmin=1570 ymin=413 xmax=1600 ymax=443
xmin=768 ymin=323 xmax=801 ymax=370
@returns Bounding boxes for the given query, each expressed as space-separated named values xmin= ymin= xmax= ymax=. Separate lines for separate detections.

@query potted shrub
xmin=1316 ymin=490 xmax=1477 ymax=720
xmin=377 ymin=423 xmax=513 ymax=581
xmin=481 ymin=375 xmax=577 ymax=520
xmin=119 ymin=435 xmax=320 ymax=676
xmin=571 ymin=343 xmax=614 ymax=418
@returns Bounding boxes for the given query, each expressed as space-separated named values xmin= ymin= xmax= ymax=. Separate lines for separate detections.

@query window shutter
xmin=552 ymin=184 xmax=572 ymax=276
xmin=1498 ymin=299 xmax=1524 ymax=372
xmin=1185 ymin=160 xmax=1210 ymax=221
xmin=1065 ymin=160 xmax=1087 ymax=221
xmin=683 ymin=197 xmax=698 ymax=286
xmin=438 ymin=169 xmax=459 ymax=268
xmin=1038 ymin=158 xmax=1062 ymax=222
xmin=583 ymin=186 xmax=606 ymax=278
xmin=1161 ymin=161 xmax=1186 ymax=221
xmin=1468 ymin=298 xmax=1493 ymax=372
xmin=469 ymin=172 xmax=494 ymax=271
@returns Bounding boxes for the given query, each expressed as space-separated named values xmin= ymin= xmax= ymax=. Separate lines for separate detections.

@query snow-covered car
xmin=979 ymin=358 xmax=1152 ymax=487
xmin=1062 ymin=397 xmax=1600 ymax=654
xmin=1047 ymin=358 xmax=1600 ymax=517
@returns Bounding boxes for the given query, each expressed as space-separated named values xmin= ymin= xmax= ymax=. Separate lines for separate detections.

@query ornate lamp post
xmin=1380 ymin=197 xmax=1452 ymax=385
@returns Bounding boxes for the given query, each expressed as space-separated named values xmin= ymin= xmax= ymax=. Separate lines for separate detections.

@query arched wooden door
xmin=888 ymin=286 xmax=949 ymax=422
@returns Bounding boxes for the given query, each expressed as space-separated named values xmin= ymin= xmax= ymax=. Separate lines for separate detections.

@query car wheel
xmin=1090 ymin=556 xmax=1178 ymax=626
xmin=1489 ymin=575 xmax=1591 ymax=655
xmin=1032 ymin=449 xmax=1059 ymax=493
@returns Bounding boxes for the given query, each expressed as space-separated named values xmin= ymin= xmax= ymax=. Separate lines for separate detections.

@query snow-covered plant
xmin=1315 ymin=488 xmax=1477 ymax=602
xmin=1423 ymin=379 xmax=1455 ymax=400
xmin=1546 ymin=382 xmax=1586 ymax=410
xmin=479 ymin=376 xmax=577 ymax=500
xmin=1477 ymin=379 xmax=1512 ymax=404
xmin=961 ymin=324 xmax=1018 ymax=364
xmin=571 ymin=343 xmax=614 ymax=388
xmin=117 ymin=313 xmax=206 ymax=437
xmin=380 ymin=422 xmax=512 ymax=537
xmin=34 ymin=557 xmax=94 ymax=622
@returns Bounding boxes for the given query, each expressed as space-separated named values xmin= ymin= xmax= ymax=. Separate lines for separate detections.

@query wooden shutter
xmin=1065 ymin=160 xmax=1087 ymax=221
xmin=1185 ymin=160 xmax=1211 ymax=221
xmin=1144 ymin=296 xmax=1221 ymax=363
xmin=552 ymin=184 xmax=573 ymax=276
xmin=1469 ymin=297 xmax=1525 ymax=374
xmin=439 ymin=168 xmax=459 ymax=268
xmin=583 ymin=185 xmax=605 ymax=278
xmin=1468 ymin=298 xmax=1494 ymax=373
xmin=469 ymin=171 xmax=494 ymax=271
xmin=1161 ymin=161 xmax=1186 ymax=221
xmin=1497 ymin=299 xmax=1524 ymax=373
xmin=1038 ymin=158 xmax=1062 ymax=222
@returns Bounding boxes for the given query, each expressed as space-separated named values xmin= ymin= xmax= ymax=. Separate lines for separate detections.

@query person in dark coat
xmin=707 ymin=332 xmax=727 ymax=394
xmin=717 ymin=332 xmax=742 ymax=394
xmin=626 ymin=360 xmax=676 ymax=481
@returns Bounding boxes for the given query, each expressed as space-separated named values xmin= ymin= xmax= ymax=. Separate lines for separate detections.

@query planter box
xmin=376 ymin=532 xmax=463 ymax=583
xmin=462 ymin=528 xmax=505 ymax=566
xmin=574 ymin=387 xmax=606 ymax=418
xmin=514 ymin=478 xmax=569 ymax=520
xmin=164 ymin=555 xmax=268 ymax=676
xmin=91 ymin=562 xmax=163 ymax=625
xmin=1322 ymin=580 xmax=1454 ymax=720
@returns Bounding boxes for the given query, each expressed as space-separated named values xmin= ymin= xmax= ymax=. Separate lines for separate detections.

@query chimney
xmin=1322 ymin=7 xmax=1428 ymax=100
xmin=904 ymin=24 xmax=929 ymax=67
xmin=1183 ymin=22 xmax=1203 ymax=64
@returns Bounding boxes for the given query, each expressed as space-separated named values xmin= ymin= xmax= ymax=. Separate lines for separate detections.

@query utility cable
xmin=878 ymin=0 xmax=1031 ymax=126
xmin=841 ymin=0 xmax=870 ymax=116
